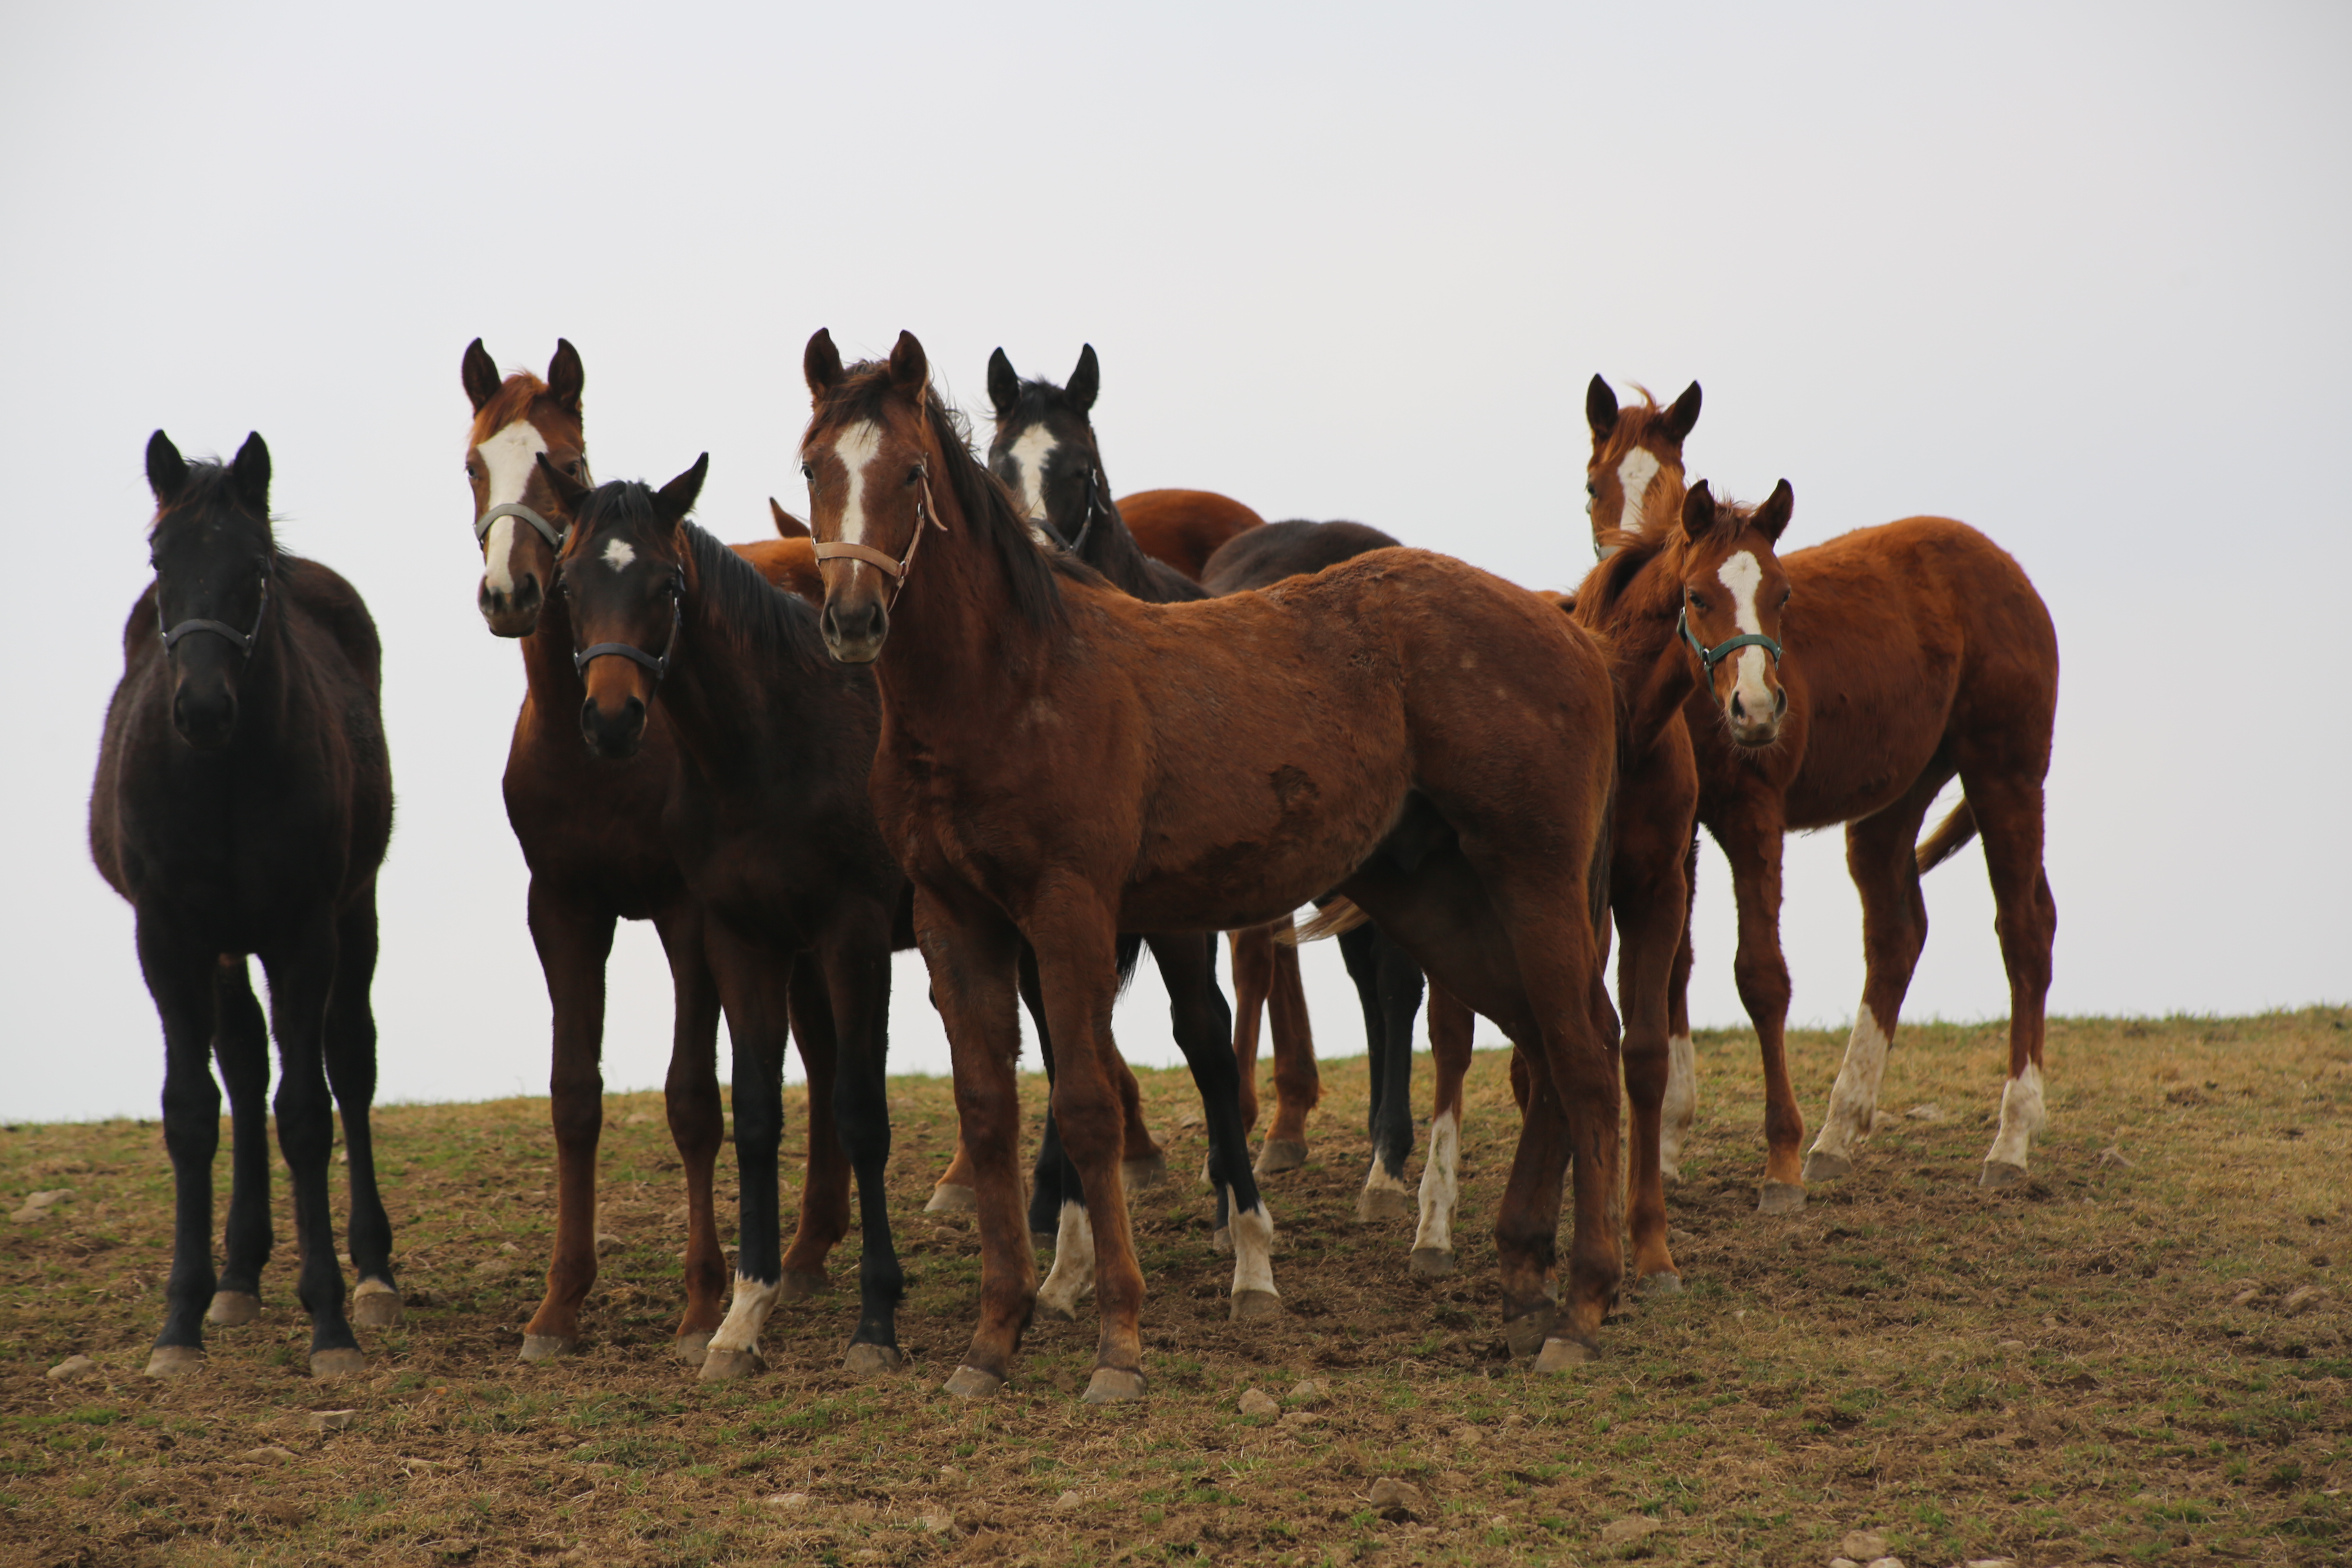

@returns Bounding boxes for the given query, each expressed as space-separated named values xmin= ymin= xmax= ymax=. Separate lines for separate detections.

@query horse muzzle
xmin=478 ymin=570 xmax=542 ymax=637
xmin=579 ymin=693 xmax=646 ymax=759
xmin=172 ymin=682 xmax=238 ymax=750
xmin=820 ymin=597 xmax=888 ymax=665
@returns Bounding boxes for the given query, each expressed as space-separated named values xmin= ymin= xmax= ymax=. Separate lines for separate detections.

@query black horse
xmin=89 ymin=431 xmax=397 ymax=1378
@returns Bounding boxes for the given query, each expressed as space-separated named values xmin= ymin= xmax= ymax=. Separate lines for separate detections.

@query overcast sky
xmin=3 ymin=2 xmax=2345 ymax=1125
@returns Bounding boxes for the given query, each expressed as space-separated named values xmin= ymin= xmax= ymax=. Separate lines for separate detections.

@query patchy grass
xmin=2 ymin=1007 xmax=2347 ymax=1565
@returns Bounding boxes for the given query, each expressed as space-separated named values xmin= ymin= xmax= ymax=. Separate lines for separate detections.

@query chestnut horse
xmin=461 ymin=339 xmax=839 ymax=1362
xmin=91 ymin=431 xmax=397 ymax=1378
xmin=1585 ymin=377 xmax=2059 ymax=1201
xmin=802 ymin=330 xmax=1620 ymax=1396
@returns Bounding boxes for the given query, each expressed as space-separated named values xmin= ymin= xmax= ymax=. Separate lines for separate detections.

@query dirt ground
xmin=3 ymin=1007 xmax=2347 ymax=1566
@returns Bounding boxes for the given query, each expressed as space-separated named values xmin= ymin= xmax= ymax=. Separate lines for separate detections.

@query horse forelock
xmin=147 ymin=460 xmax=274 ymax=544
xmin=469 ymin=372 xmax=558 ymax=447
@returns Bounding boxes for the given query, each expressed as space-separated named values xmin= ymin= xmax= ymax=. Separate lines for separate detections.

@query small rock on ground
xmin=304 ymin=1410 xmax=357 ymax=1432
xmin=47 ymin=1355 xmax=96 ymax=1381
xmin=1279 ymin=1410 xmax=1322 ymax=1428
xmin=2284 ymin=1285 xmax=2327 ymax=1314
xmin=1864 ymin=1558 xmax=1906 ymax=1568
xmin=1286 ymin=1378 xmax=1329 ymax=1408
xmin=594 ymin=1233 xmax=623 ymax=1256
xmin=1837 ymin=1531 xmax=1889 ymax=1561
xmin=917 ymin=1510 xmax=956 ymax=1534
xmin=2231 ymin=1286 xmax=2263 ymax=1307
xmin=1450 ymin=1423 xmax=1483 ymax=1444
xmin=1906 ymin=1102 xmax=1945 ymax=1120
xmin=2095 ymin=1145 xmax=2134 ymax=1169
xmin=938 ymin=1464 xmax=967 ymax=1486
xmin=1965 ymin=1559 xmax=2019 ymax=1568
xmin=1054 ymin=1490 xmax=1082 ymax=1507
xmin=763 ymin=1493 xmax=811 ymax=1509
xmin=243 ymin=1446 xmax=299 ymax=1463
xmin=12 ymin=1189 xmax=73 ymax=1223
xmin=1601 ymin=1515 xmax=1661 ymax=1544
xmin=1368 ymin=1478 xmax=1424 ymax=1519
xmin=1237 ymin=1387 xmax=1279 ymax=1419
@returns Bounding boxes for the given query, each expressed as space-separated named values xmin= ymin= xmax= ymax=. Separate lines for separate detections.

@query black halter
xmin=1042 ymin=467 xmax=1107 ymax=556
xmin=160 ymin=571 xmax=271 ymax=657
xmin=573 ymin=576 xmax=684 ymax=683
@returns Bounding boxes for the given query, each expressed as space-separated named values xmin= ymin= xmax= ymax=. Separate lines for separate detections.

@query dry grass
xmin=3 ymin=1007 xmax=2347 ymax=1566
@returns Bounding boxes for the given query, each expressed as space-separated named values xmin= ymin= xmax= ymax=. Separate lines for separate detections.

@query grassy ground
xmin=3 ymin=1007 xmax=2347 ymax=1567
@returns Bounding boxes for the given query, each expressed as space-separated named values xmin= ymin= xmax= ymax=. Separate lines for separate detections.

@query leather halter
xmin=574 ymin=577 xmax=684 ymax=683
xmin=475 ymin=500 xmax=565 ymax=552
xmin=161 ymin=572 xmax=271 ymax=657
xmin=1679 ymin=606 xmax=1782 ymax=686
xmin=811 ymin=464 xmax=947 ymax=606
xmin=1054 ymin=467 xmax=1107 ymax=556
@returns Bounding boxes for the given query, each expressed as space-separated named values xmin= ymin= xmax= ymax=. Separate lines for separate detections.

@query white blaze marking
xmin=601 ymin=538 xmax=635 ymax=571
xmin=1809 ymin=1006 xmax=1892 ymax=1164
xmin=1615 ymin=447 xmax=1662 ymax=535
xmin=475 ymin=419 xmax=549 ymax=595
xmin=708 ymin=1271 xmax=784 ymax=1355
xmin=1412 ymin=1109 xmax=1461 ymax=1256
xmin=1658 ymin=1033 xmax=1696 ymax=1181
xmin=1004 ymin=425 xmax=1056 ymax=521
xmin=1715 ymin=548 xmax=1777 ymax=721
xmin=831 ymin=421 xmax=886 ymax=549
xmin=1227 ymin=1190 xmax=1278 ymax=1302
xmin=1985 ymin=1060 xmax=2047 ymax=1171
xmin=1035 ymin=1200 xmax=1096 ymax=1317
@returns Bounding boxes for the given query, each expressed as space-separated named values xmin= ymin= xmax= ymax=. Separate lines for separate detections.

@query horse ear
xmin=1068 ymin=344 xmax=1100 ymax=414
xmin=769 ymin=497 xmax=809 ymax=538
xmin=805 ymin=329 xmax=844 ymax=395
xmin=1678 ymin=480 xmax=1717 ymax=542
xmin=462 ymin=339 xmax=501 ymax=413
xmin=1753 ymin=479 xmax=1794 ymax=542
xmin=1586 ymin=375 xmax=1619 ymax=440
xmin=888 ymin=330 xmax=930 ymax=399
xmin=146 ymin=430 xmax=188 ymax=506
xmin=1664 ymin=381 xmax=1702 ymax=443
xmin=230 ymin=432 xmax=272 ymax=513
xmin=987 ymin=347 xmax=1020 ymax=417
xmin=547 ymin=339 xmax=585 ymax=414
xmin=533 ymin=450 xmax=592 ymax=517
xmin=655 ymin=454 xmax=710 ymax=528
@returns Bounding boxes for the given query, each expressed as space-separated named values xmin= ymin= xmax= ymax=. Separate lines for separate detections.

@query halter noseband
xmin=160 ymin=572 xmax=271 ymax=657
xmin=1678 ymin=606 xmax=1782 ymax=686
xmin=573 ymin=577 xmax=684 ymax=684
xmin=476 ymin=501 xmax=566 ymax=552
xmin=811 ymin=463 xmax=947 ymax=605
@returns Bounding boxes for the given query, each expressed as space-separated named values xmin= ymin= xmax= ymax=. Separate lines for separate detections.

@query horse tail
xmin=1286 ymin=900 xmax=1370 ymax=944
xmin=1114 ymin=931 xmax=1145 ymax=995
xmin=1915 ymin=797 xmax=1979 ymax=874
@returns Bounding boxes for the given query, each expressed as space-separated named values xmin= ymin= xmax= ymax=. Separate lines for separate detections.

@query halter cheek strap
xmin=1679 ymin=606 xmax=1782 ymax=685
xmin=574 ymin=584 xmax=684 ymax=683
xmin=811 ymin=467 xmax=947 ymax=605
xmin=476 ymin=501 xmax=566 ymax=552
xmin=160 ymin=572 xmax=271 ymax=656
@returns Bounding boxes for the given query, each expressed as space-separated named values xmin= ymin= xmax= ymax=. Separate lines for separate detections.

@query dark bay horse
xmin=462 ymin=339 xmax=841 ymax=1363
xmin=1586 ymin=377 xmax=2060 ymax=1201
xmin=802 ymin=331 xmax=1621 ymax=1396
xmin=91 ymin=431 xmax=396 ymax=1378
xmin=537 ymin=455 xmax=912 ymax=1380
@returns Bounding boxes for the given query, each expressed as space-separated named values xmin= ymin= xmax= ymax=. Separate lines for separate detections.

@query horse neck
xmin=660 ymin=548 xmax=835 ymax=788
xmin=1580 ymin=546 xmax=1696 ymax=755
xmin=1075 ymin=487 xmax=1165 ymax=601
xmin=519 ymin=587 xmax=589 ymax=714
xmin=874 ymin=476 xmax=1063 ymax=729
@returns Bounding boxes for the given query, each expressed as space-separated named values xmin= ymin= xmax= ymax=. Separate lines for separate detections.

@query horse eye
xmin=906 ymin=466 xmax=924 ymax=486
xmin=1585 ymin=481 xmax=1598 ymax=497
xmin=800 ymin=463 xmax=813 ymax=482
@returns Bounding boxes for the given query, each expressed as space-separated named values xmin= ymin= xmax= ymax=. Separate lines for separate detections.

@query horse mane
xmin=147 ymin=460 xmax=274 ymax=541
xmin=810 ymin=363 xmax=1088 ymax=631
xmin=1572 ymin=487 xmax=1774 ymax=630
xmin=474 ymin=372 xmax=548 ymax=438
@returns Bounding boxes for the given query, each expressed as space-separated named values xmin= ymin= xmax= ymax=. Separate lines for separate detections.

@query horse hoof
xmin=1638 ymin=1271 xmax=1684 ymax=1299
xmin=1211 ymin=1226 xmax=1233 ymax=1256
xmin=1229 ymin=1288 xmax=1284 ymax=1322
xmin=518 ymin=1334 xmax=578 ymax=1362
xmin=1980 ymin=1159 xmax=2029 ymax=1191
xmin=1533 ymin=1335 xmax=1600 ymax=1372
xmin=1123 ymin=1152 xmax=1169 ymax=1191
xmin=310 ymin=1348 xmax=368 ymax=1379
xmin=674 ymin=1331 xmax=713 ymax=1367
xmin=782 ymin=1270 xmax=828 ymax=1301
xmin=943 ymin=1364 xmax=1004 ymax=1400
xmin=1081 ymin=1366 xmax=1147 ymax=1404
xmin=1254 ymin=1139 xmax=1309 ymax=1176
xmin=1409 ymin=1248 xmax=1457 ymax=1279
xmin=1757 ymin=1180 xmax=1807 ymax=1215
xmin=1036 ymin=1292 xmax=1083 ymax=1323
xmin=1802 ymin=1150 xmax=1853 ymax=1183
xmin=144 ymin=1345 xmax=203 ymax=1378
xmin=699 ymin=1347 xmax=763 ymax=1382
xmin=925 ymin=1183 xmax=977 ymax=1216
xmin=351 ymin=1283 xmax=404 ymax=1328
xmin=1658 ymin=1161 xmax=1684 ymax=1185
xmin=1503 ymin=1308 xmax=1555 ymax=1361
xmin=1355 ymin=1187 xmax=1412 ymax=1224
xmin=842 ymin=1342 xmax=906 ymax=1376
xmin=205 ymin=1290 xmax=261 ymax=1327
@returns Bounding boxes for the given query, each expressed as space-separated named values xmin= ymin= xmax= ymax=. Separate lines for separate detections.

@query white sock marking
xmin=1658 ymin=1033 xmax=1696 ymax=1180
xmin=1615 ymin=447 xmax=1662 ymax=535
xmin=476 ymin=419 xmax=549 ymax=594
xmin=1362 ymin=1156 xmax=1412 ymax=1197
xmin=601 ymin=537 xmax=635 ymax=571
xmin=1228 ymin=1190 xmax=1278 ymax=1301
xmin=1810 ymin=1006 xmax=1892 ymax=1163
xmin=708 ymin=1272 xmax=784 ymax=1354
xmin=1412 ymin=1110 xmax=1460 ymax=1255
xmin=1035 ymin=1200 xmax=1096 ymax=1316
xmin=1985 ymin=1060 xmax=2047 ymax=1170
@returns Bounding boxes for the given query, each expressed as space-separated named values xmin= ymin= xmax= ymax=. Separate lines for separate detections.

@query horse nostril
xmin=513 ymin=574 xmax=541 ymax=611
xmin=1730 ymin=692 xmax=1746 ymax=720
xmin=1774 ymin=687 xmax=1788 ymax=716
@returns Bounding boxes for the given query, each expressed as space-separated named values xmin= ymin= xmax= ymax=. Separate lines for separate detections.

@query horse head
xmin=537 ymin=454 xmax=706 ymax=759
xmin=1674 ymin=479 xmax=1794 ymax=748
xmin=799 ymin=329 xmax=947 ymax=664
xmin=463 ymin=338 xmax=588 ymax=636
xmin=1584 ymin=375 xmax=1701 ymax=559
xmin=145 ymin=430 xmax=276 ymax=750
xmin=985 ymin=343 xmax=1106 ymax=551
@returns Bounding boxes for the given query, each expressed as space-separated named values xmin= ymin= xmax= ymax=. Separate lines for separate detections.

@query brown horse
xmin=1117 ymin=490 xmax=1265 ymax=582
xmin=801 ymin=330 xmax=1621 ymax=1396
xmin=1585 ymin=376 xmax=2060 ymax=1201
xmin=461 ymin=339 xmax=843 ymax=1362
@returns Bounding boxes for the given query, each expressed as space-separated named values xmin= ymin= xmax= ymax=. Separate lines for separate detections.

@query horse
xmin=90 ymin=430 xmax=396 ymax=1378
xmin=461 ymin=338 xmax=838 ymax=1363
xmin=535 ymin=454 xmax=913 ymax=1380
xmin=1585 ymin=376 xmax=2060 ymax=1201
xmin=801 ymin=330 xmax=1620 ymax=1397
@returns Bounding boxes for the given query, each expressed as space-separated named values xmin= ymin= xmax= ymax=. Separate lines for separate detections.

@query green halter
xmin=1679 ymin=607 xmax=1782 ymax=684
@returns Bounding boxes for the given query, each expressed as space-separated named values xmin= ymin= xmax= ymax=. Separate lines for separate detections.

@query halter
xmin=574 ymin=576 xmax=684 ymax=683
xmin=1056 ymin=467 xmax=1107 ymax=556
xmin=160 ymin=572 xmax=271 ymax=657
xmin=1678 ymin=606 xmax=1782 ymax=686
xmin=811 ymin=463 xmax=947 ymax=607
xmin=475 ymin=500 xmax=566 ymax=552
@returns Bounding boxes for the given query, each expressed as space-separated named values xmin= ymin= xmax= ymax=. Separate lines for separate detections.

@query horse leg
xmin=1804 ymin=768 xmax=1949 ymax=1184
xmin=1411 ymin=982 xmax=1475 ymax=1277
xmin=1152 ymin=933 xmax=1279 ymax=1321
xmin=258 ymin=918 xmax=362 ymax=1377
xmin=1613 ymin=823 xmax=1690 ymax=1295
xmin=1963 ymin=770 xmax=2057 ymax=1188
xmin=1259 ymin=918 xmax=1319 ymax=1172
xmin=206 ymin=956 xmax=271 ymax=1328
xmin=1225 ymin=925 xmax=1272 ymax=1138
xmin=1713 ymin=802 xmax=1807 ymax=1211
xmin=1346 ymin=927 xmax=1423 ymax=1223
xmin=917 ymin=893 xmax=1034 ymax=1399
xmin=520 ymin=880 xmax=615 ymax=1360
xmin=697 ymin=927 xmax=806 ymax=1381
xmin=1658 ymin=834 xmax=1700 ymax=1182
xmin=321 ymin=892 xmax=399 ymax=1329
xmin=782 ymin=953 xmax=853 ymax=1296
xmin=654 ymin=900 xmax=727 ymax=1363
xmin=137 ymin=915 xmax=220 ymax=1375
xmin=822 ymin=916 xmax=906 ymax=1374
xmin=1018 ymin=949 xmax=1069 ymax=1252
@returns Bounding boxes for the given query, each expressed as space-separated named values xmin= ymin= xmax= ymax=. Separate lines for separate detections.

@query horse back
xmin=1117 ymin=489 xmax=1265 ymax=582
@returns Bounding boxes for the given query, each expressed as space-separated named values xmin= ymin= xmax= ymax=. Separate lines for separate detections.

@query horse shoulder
xmin=283 ymin=557 xmax=385 ymax=697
